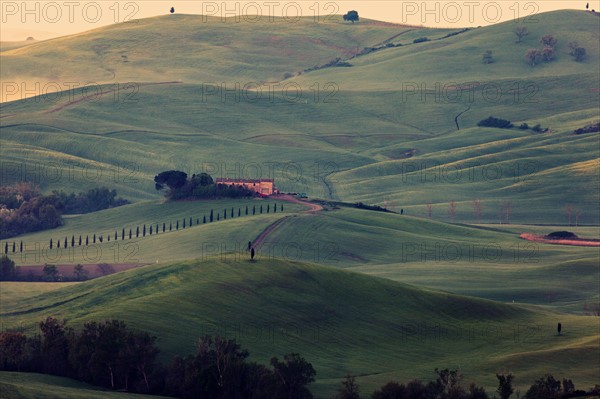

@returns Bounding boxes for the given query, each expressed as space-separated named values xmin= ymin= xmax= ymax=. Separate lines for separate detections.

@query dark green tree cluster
xmin=334 ymin=370 xmax=597 ymax=399
xmin=0 ymin=319 xmax=316 ymax=398
xmin=51 ymin=188 xmax=128 ymax=214
xmin=154 ymin=171 xmax=257 ymax=200
xmin=343 ymin=10 xmax=359 ymax=22
xmin=477 ymin=116 xmax=513 ymax=129
xmin=0 ymin=183 xmax=128 ymax=239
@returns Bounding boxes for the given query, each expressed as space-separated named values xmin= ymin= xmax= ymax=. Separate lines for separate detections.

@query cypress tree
xmin=12 ymin=242 xmax=16 ymax=252
xmin=20 ymin=241 xmax=23 ymax=253
xmin=203 ymin=215 xmax=206 ymax=224
xmin=129 ymin=229 xmax=132 ymax=239
xmin=156 ymin=223 xmax=159 ymax=234
xmin=183 ymin=219 xmax=186 ymax=228
xmin=253 ymin=205 xmax=256 ymax=215
xmin=210 ymin=209 xmax=214 ymax=222
xmin=115 ymin=231 xmax=118 ymax=241
xmin=143 ymin=225 xmax=146 ymax=237
xmin=79 ymin=236 xmax=82 ymax=246
xmin=99 ymin=235 xmax=103 ymax=243
xmin=86 ymin=236 xmax=89 ymax=245
xmin=149 ymin=225 xmax=153 ymax=235
xmin=93 ymin=234 xmax=96 ymax=243
xmin=49 ymin=239 xmax=53 ymax=250
xmin=231 ymin=207 xmax=234 ymax=218
xmin=122 ymin=228 xmax=125 ymax=240
xmin=176 ymin=220 xmax=179 ymax=230
xmin=238 ymin=208 xmax=241 ymax=217
xmin=274 ymin=203 xmax=277 ymax=213
xmin=169 ymin=222 xmax=172 ymax=231
xmin=217 ymin=214 xmax=220 ymax=221
xmin=196 ymin=218 xmax=199 ymax=225
xmin=72 ymin=235 xmax=75 ymax=247
xmin=107 ymin=235 xmax=111 ymax=242
xmin=64 ymin=236 xmax=68 ymax=248
xmin=5 ymin=242 xmax=9 ymax=253
xmin=267 ymin=204 xmax=270 ymax=213
xmin=281 ymin=204 xmax=284 ymax=211
xmin=224 ymin=209 xmax=227 ymax=220
xmin=260 ymin=205 xmax=263 ymax=214
xmin=136 ymin=226 xmax=139 ymax=237
xmin=163 ymin=223 xmax=166 ymax=233
xmin=190 ymin=217 xmax=193 ymax=226
xmin=57 ymin=240 xmax=60 ymax=249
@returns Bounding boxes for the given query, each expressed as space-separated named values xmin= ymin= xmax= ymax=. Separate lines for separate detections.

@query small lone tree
xmin=541 ymin=46 xmax=554 ymax=62
xmin=170 ymin=6 xmax=174 ymax=13
xmin=250 ymin=247 xmax=255 ymax=260
xmin=496 ymin=373 xmax=514 ymax=399
xmin=525 ymin=48 xmax=542 ymax=66
xmin=343 ymin=10 xmax=359 ymax=23
xmin=557 ymin=322 xmax=562 ymax=335
xmin=472 ymin=199 xmax=483 ymax=223
xmin=540 ymin=34 xmax=557 ymax=48
xmin=482 ymin=50 xmax=494 ymax=64
xmin=448 ymin=200 xmax=457 ymax=221
xmin=514 ymin=26 xmax=529 ymax=43
xmin=573 ymin=47 xmax=586 ymax=62
xmin=334 ymin=375 xmax=361 ymax=399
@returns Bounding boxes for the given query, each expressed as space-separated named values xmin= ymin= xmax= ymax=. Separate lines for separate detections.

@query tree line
xmin=0 ymin=183 xmax=128 ymax=239
xmin=332 ymin=370 xmax=598 ymax=399
xmin=0 ymin=317 xmax=316 ymax=398
xmin=1 ymin=318 xmax=597 ymax=398
xmin=0 ymin=202 xmax=284 ymax=274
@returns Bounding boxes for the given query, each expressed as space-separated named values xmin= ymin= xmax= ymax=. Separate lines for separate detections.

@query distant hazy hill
xmin=1 ymin=10 xmax=598 ymax=223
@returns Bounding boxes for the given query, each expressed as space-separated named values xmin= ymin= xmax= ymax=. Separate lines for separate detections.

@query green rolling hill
xmin=1 ymin=258 xmax=599 ymax=396
xmin=1 ymin=8 xmax=599 ymax=399
xmin=1 ymin=10 xmax=599 ymax=222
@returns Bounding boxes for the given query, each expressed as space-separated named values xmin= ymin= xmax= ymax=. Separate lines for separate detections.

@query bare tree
xmin=448 ymin=201 xmax=457 ymax=221
xmin=472 ymin=199 xmax=483 ymax=223
xmin=565 ymin=205 xmax=573 ymax=226
xmin=425 ymin=202 xmax=433 ymax=218
xmin=503 ymin=200 xmax=513 ymax=224
xmin=514 ymin=26 xmax=529 ymax=43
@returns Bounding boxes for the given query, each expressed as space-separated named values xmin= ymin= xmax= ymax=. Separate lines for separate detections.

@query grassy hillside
xmin=0 ymin=372 xmax=171 ymax=399
xmin=1 ymin=258 xmax=598 ymax=396
xmin=0 ymin=15 xmax=410 ymax=86
xmin=4 ymin=198 xmax=304 ymax=266
xmin=246 ymin=207 xmax=600 ymax=310
xmin=3 ymin=202 xmax=597 ymax=310
xmin=1 ymin=11 xmax=598 ymax=223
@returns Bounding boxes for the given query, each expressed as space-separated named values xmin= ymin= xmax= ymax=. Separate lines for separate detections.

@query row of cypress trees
xmin=2 ymin=203 xmax=285 ymax=254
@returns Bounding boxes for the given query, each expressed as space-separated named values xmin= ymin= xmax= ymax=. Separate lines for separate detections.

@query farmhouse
xmin=215 ymin=178 xmax=276 ymax=196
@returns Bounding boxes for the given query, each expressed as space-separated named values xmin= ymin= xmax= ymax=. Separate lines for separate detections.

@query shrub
xmin=477 ymin=116 xmax=513 ymax=129
xmin=482 ymin=50 xmax=494 ymax=64
xmin=413 ymin=37 xmax=429 ymax=43
xmin=519 ymin=123 xmax=529 ymax=129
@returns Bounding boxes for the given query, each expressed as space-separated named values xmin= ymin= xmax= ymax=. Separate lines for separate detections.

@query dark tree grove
xmin=0 ymin=324 xmax=597 ymax=399
xmin=0 ymin=319 xmax=317 ymax=398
